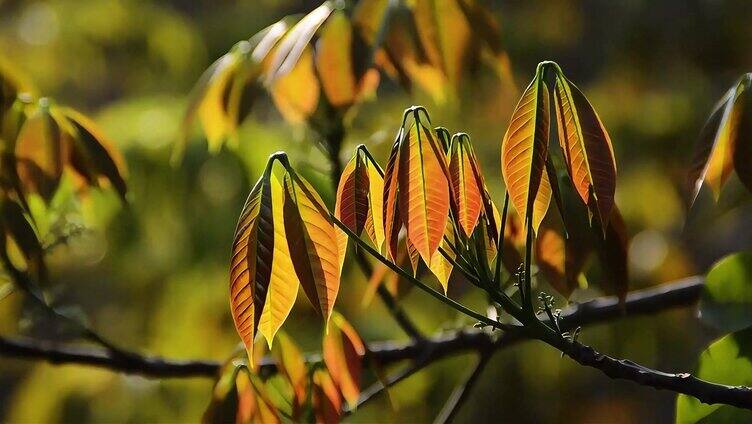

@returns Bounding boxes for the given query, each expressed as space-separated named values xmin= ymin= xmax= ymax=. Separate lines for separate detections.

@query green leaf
xmin=675 ymin=328 xmax=752 ymax=423
xmin=700 ymin=251 xmax=752 ymax=332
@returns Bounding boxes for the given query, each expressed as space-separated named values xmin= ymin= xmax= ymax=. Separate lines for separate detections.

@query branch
xmin=0 ymin=277 xmax=703 ymax=378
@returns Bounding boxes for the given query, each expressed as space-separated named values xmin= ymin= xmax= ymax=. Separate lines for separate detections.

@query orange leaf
xmin=313 ymin=369 xmax=342 ymax=424
xmin=382 ymin=132 xmax=403 ymax=261
xmin=272 ymin=332 xmax=308 ymax=405
xmin=553 ymin=70 xmax=616 ymax=227
xmin=315 ymin=10 xmax=356 ymax=108
xmin=397 ymin=113 xmax=450 ymax=263
xmin=449 ymin=133 xmax=483 ymax=237
xmin=283 ymin=172 xmax=341 ymax=323
xmin=501 ymin=64 xmax=551 ymax=234
xmin=322 ymin=312 xmax=366 ymax=409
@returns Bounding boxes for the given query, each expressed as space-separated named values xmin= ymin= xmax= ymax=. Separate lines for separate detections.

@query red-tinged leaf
xmin=398 ymin=116 xmax=450 ymax=263
xmin=553 ymin=70 xmax=616 ymax=227
xmin=203 ymin=364 xmax=280 ymax=424
xmin=382 ymin=132 xmax=403 ymax=261
xmin=501 ymin=65 xmax=552 ymax=234
xmin=449 ymin=133 xmax=483 ymax=237
xmin=283 ymin=173 xmax=341 ymax=323
xmin=313 ymin=369 xmax=342 ymax=424
xmin=335 ymin=153 xmax=370 ymax=237
xmin=323 ymin=312 xmax=366 ymax=409
xmin=230 ymin=172 xmax=276 ymax=361
xmin=406 ymin=236 xmax=421 ymax=276
xmin=362 ymin=153 xmax=386 ymax=252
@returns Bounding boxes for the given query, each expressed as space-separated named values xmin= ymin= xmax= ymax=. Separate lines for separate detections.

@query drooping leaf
xmin=382 ymin=131 xmax=403 ymax=261
xmin=501 ymin=64 xmax=552 ymax=234
xmin=61 ymin=108 xmax=128 ymax=200
xmin=315 ymin=10 xmax=357 ymax=108
xmin=257 ymin=174 xmax=300 ymax=346
xmin=553 ymin=69 xmax=617 ymax=226
xmin=699 ymin=251 xmax=752 ymax=332
xmin=335 ymin=153 xmax=370 ymax=239
xmin=272 ymin=332 xmax=309 ymax=405
xmin=362 ymin=151 xmax=386 ymax=252
xmin=428 ymin=220 xmax=455 ymax=293
xmin=594 ymin=206 xmax=629 ymax=303
xmin=448 ymin=133 xmax=483 ymax=237
xmin=731 ymin=76 xmax=752 ymax=194
xmin=397 ymin=110 xmax=451 ymax=263
xmin=15 ymin=100 xmax=68 ymax=200
xmin=312 ymin=369 xmax=342 ymax=424
xmin=269 ymin=46 xmax=321 ymax=123
xmin=0 ymin=198 xmax=45 ymax=282
xmin=687 ymin=77 xmax=748 ymax=203
xmin=675 ymin=328 xmax=752 ymax=424
xmin=203 ymin=363 xmax=281 ymax=424
xmin=323 ymin=311 xmax=366 ymax=409
xmin=535 ymin=220 xmax=588 ymax=299
xmin=283 ymin=172 xmax=341 ymax=323
xmin=229 ymin=172 xmax=276 ymax=361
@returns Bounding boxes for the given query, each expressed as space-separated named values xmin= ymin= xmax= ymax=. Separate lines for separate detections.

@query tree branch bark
xmin=4 ymin=276 xmax=741 ymax=409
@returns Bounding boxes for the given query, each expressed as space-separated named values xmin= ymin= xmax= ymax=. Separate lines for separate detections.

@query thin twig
xmin=433 ymin=352 xmax=493 ymax=424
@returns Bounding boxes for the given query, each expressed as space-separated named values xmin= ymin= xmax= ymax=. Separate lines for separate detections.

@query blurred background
xmin=2 ymin=0 xmax=752 ymax=422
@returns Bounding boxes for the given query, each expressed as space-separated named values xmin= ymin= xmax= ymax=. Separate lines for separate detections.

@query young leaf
xmin=272 ymin=332 xmax=309 ymax=405
xmin=501 ymin=64 xmax=552 ymax=234
xmin=322 ymin=311 xmax=366 ymax=409
xmin=312 ymin=369 xmax=343 ymax=424
xmin=428 ymin=221 xmax=456 ymax=293
xmin=335 ymin=153 xmax=370 ymax=239
xmin=594 ymin=206 xmax=629 ymax=303
xmin=283 ymin=172 xmax=341 ymax=323
xmin=257 ymin=174 xmax=300 ymax=346
xmin=699 ymin=251 xmax=752 ymax=332
xmin=553 ymin=69 xmax=617 ymax=227
xmin=397 ymin=110 xmax=451 ymax=263
xmin=229 ymin=171 xmax=276 ymax=361
xmin=449 ymin=133 xmax=483 ymax=237
xmin=62 ymin=108 xmax=128 ymax=200
xmin=731 ymin=76 xmax=752 ymax=194
xmin=315 ymin=10 xmax=357 ymax=108
xmin=687 ymin=79 xmax=745 ymax=203
xmin=382 ymin=131 xmax=403 ymax=261
xmin=15 ymin=100 xmax=68 ymax=200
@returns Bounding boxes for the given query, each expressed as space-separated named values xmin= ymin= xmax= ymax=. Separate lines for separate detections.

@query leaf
xmin=335 ymin=153 xmax=370 ymax=239
xmin=397 ymin=113 xmax=451 ymax=263
xmin=428 ymin=221 xmax=455 ymax=293
xmin=61 ymin=108 xmax=128 ymax=200
xmin=382 ymin=131 xmax=403 ymax=261
xmin=732 ymin=76 xmax=752 ymax=195
xmin=15 ymin=100 xmax=68 ymax=200
xmin=687 ymin=81 xmax=742 ymax=203
xmin=699 ymin=251 xmax=752 ymax=332
xmin=553 ymin=70 xmax=617 ymax=226
xmin=283 ymin=172 xmax=341 ymax=323
xmin=269 ymin=46 xmax=321 ymax=123
xmin=179 ymin=20 xmax=291 ymax=160
xmin=229 ymin=172 xmax=275 ymax=361
xmin=272 ymin=332 xmax=308 ymax=405
xmin=312 ymin=369 xmax=342 ymax=424
xmin=449 ymin=133 xmax=483 ymax=237
xmin=535 ymin=220 xmax=588 ymax=299
xmin=675 ymin=328 xmax=752 ymax=424
xmin=594 ymin=206 xmax=629 ymax=303
xmin=362 ymin=151 xmax=386 ymax=252
xmin=0 ymin=199 xmax=45 ymax=282
xmin=413 ymin=0 xmax=474 ymax=85
xmin=322 ymin=311 xmax=366 ymax=409
xmin=315 ymin=10 xmax=356 ymax=108
xmin=501 ymin=65 xmax=552 ymax=234
xmin=203 ymin=364 xmax=281 ymax=424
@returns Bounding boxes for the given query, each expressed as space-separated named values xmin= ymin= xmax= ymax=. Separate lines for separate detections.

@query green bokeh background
xmin=2 ymin=0 xmax=752 ymax=422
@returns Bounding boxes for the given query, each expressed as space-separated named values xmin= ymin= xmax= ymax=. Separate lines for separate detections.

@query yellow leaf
xmin=500 ymin=65 xmax=551 ymax=234
xmin=283 ymin=173 xmax=341 ymax=323
xmin=428 ymin=221 xmax=455 ymax=293
xmin=269 ymin=47 xmax=321 ymax=123
xmin=315 ymin=10 xmax=356 ymax=108
xmin=258 ymin=173 xmax=300 ymax=347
